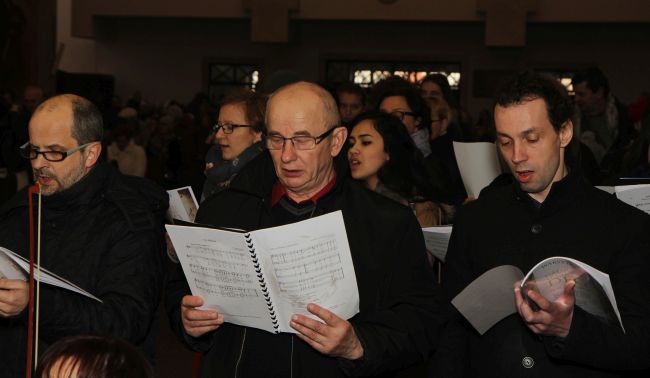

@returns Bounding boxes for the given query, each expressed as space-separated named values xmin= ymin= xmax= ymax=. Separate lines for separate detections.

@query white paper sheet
xmin=453 ymin=142 xmax=502 ymax=198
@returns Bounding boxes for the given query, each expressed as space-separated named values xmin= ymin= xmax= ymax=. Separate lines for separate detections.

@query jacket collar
xmin=513 ymin=166 xmax=585 ymax=216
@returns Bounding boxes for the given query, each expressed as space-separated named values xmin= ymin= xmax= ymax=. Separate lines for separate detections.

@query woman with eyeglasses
xmin=201 ymin=89 xmax=266 ymax=201
xmin=370 ymin=77 xmax=433 ymax=157
xmin=347 ymin=112 xmax=448 ymax=253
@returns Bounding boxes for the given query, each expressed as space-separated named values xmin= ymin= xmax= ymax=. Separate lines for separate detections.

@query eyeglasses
xmin=265 ymin=127 xmax=337 ymax=150
xmin=20 ymin=142 xmax=95 ymax=162
xmin=389 ymin=110 xmax=418 ymax=122
xmin=212 ymin=122 xmax=253 ymax=134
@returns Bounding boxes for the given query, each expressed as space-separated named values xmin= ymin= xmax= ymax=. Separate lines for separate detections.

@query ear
xmin=253 ymin=131 xmax=263 ymax=143
xmin=83 ymin=142 xmax=102 ymax=169
xmin=330 ymin=126 xmax=348 ymax=157
xmin=558 ymin=120 xmax=573 ymax=148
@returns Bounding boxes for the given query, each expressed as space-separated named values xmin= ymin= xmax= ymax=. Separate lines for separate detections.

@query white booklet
xmin=452 ymin=142 xmax=502 ymax=198
xmin=166 ymin=211 xmax=360 ymax=334
xmin=167 ymin=186 xmax=199 ymax=222
xmin=421 ymin=226 xmax=453 ymax=262
xmin=452 ymin=256 xmax=622 ymax=335
xmin=0 ymin=246 xmax=102 ymax=302
xmin=614 ymin=184 xmax=650 ymax=215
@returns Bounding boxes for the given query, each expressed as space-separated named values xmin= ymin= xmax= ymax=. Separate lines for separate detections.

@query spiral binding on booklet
xmin=245 ymin=232 xmax=280 ymax=334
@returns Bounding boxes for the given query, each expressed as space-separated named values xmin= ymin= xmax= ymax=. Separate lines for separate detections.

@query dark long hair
xmin=35 ymin=335 xmax=153 ymax=378
xmin=350 ymin=111 xmax=437 ymax=201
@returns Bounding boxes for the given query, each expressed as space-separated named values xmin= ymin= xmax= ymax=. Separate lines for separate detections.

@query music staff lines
xmin=194 ymin=279 xmax=259 ymax=298
xmin=189 ymin=264 xmax=254 ymax=285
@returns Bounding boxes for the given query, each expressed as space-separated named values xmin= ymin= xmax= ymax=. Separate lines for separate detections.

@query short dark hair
xmin=494 ymin=71 xmax=573 ymax=132
xmin=35 ymin=335 xmax=153 ymax=378
xmin=70 ymin=96 xmax=104 ymax=144
xmin=572 ymin=67 xmax=610 ymax=97
xmin=220 ymin=88 xmax=267 ymax=134
xmin=336 ymin=82 xmax=366 ymax=105
xmin=350 ymin=111 xmax=436 ymax=201
xmin=370 ymin=76 xmax=431 ymax=130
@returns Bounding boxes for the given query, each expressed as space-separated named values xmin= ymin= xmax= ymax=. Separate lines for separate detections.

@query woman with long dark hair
xmin=347 ymin=111 xmax=447 ymax=227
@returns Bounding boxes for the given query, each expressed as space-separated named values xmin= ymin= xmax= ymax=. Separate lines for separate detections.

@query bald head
xmin=35 ymin=94 xmax=104 ymax=145
xmin=267 ymin=82 xmax=340 ymax=131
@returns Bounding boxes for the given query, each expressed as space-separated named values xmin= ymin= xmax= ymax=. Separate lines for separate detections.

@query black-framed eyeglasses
xmin=212 ymin=122 xmax=253 ymax=134
xmin=389 ymin=110 xmax=418 ymax=122
xmin=19 ymin=142 xmax=95 ymax=162
xmin=265 ymin=127 xmax=338 ymax=151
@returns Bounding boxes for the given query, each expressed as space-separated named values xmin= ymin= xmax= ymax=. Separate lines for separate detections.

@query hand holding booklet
xmin=452 ymin=257 xmax=623 ymax=335
xmin=166 ymin=211 xmax=360 ymax=334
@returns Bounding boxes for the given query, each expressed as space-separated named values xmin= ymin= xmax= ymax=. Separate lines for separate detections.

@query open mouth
xmin=516 ymin=170 xmax=534 ymax=183
xmin=348 ymin=158 xmax=360 ymax=168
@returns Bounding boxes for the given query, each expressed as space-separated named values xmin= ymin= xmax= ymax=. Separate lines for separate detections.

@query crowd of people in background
xmin=0 ymin=67 xmax=649 ymax=377
xmin=1 ymin=67 xmax=649 ymax=208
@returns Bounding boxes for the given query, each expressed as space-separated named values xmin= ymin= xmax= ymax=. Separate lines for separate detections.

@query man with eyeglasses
xmin=0 ymin=94 xmax=167 ymax=377
xmin=167 ymin=81 xmax=446 ymax=378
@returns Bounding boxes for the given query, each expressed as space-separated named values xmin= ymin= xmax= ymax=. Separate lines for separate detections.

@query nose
xmin=280 ymin=139 xmax=297 ymax=163
xmin=31 ymin=153 xmax=49 ymax=171
xmin=215 ymin=126 xmax=226 ymax=140
xmin=511 ymin=142 xmax=527 ymax=164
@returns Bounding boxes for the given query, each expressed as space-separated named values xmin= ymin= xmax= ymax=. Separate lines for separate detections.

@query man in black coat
xmin=431 ymin=72 xmax=650 ymax=377
xmin=0 ymin=94 xmax=168 ymax=377
xmin=166 ymin=81 xmax=446 ymax=377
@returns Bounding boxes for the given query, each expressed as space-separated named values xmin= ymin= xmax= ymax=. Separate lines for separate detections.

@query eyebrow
xmin=497 ymin=128 xmax=539 ymax=138
xmin=268 ymin=130 xmax=314 ymax=137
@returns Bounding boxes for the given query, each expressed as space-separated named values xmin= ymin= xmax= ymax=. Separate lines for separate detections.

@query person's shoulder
xmin=341 ymin=178 xmax=414 ymax=221
xmin=0 ymin=187 xmax=29 ymax=218
xmin=582 ymin=182 xmax=650 ymax=224
xmin=103 ymin=169 xmax=169 ymax=231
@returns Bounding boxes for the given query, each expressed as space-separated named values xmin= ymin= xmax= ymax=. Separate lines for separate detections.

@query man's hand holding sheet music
xmin=181 ymin=295 xmax=225 ymax=338
xmin=514 ymin=279 xmax=576 ymax=338
xmin=0 ymin=278 xmax=28 ymax=317
xmin=290 ymin=302 xmax=364 ymax=360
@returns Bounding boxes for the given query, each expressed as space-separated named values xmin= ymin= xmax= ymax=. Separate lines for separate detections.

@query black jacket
xmin=0 ymin=163 xmax=168 ymax=377
xmin=431 ymin=171 xmax=650 ymax=377
xmin=166 ymin=152 xmax=447 ymax=378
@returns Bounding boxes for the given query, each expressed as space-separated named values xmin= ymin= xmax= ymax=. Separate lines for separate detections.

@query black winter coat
xmin=166 ymin=152 xmax=447 ymax=378
xmin=431 ymin=171 xmax=650 ymax=377
xmin=0 ymin=163 xmax=168 ymax=377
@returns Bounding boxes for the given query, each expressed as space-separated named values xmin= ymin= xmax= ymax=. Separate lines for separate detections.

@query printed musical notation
xmin=270 ymin=238 xmax=345 ymax=303
xmin=186 ymin=244 xmax=259 ymax=299
xmin=194 ymin=278 xmax=259 ymax=298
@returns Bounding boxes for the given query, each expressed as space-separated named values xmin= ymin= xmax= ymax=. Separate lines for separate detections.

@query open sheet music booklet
xmin=451 ymin=257 xmax=623 ymax=335
xmin=0 ymin=246 xmax=101 ymax=302
xmin=166 ymin=211 xmax=360 ymax=334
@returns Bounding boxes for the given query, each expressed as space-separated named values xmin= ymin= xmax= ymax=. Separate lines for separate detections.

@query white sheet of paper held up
xmin=453 ymin=142 xmax=502 ymax=198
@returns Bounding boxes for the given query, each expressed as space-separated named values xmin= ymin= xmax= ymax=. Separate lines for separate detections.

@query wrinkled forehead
xmin=28 ymin=104 xmax=75 ymax=146
xmin=267 ymin=94 xmax=329 ymax=135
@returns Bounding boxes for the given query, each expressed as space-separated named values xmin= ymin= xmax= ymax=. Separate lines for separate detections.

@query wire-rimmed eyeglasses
xmin=265 ymin=127 xmax=337 ymax=150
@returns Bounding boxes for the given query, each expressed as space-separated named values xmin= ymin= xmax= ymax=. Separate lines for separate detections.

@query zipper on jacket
xmin=234 ymin=328 xmax=247 ymax=378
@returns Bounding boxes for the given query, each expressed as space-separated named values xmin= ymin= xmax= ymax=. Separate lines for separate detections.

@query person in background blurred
xmin=335 ymin=82 xmax=366 ymax=128
xmin=107 ymin=119 xmax=147 ymax=177
xmin=201 ymin=88 xmax=266 ymax=201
